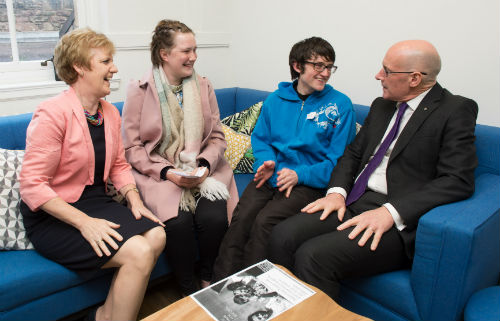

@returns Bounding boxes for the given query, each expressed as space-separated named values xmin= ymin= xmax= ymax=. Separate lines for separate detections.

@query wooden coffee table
xmin=142 ymin=266 xmax=372 ymax=321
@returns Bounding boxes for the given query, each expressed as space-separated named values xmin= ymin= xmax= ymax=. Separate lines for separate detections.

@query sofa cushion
xmin=464 ymin=286 xmax=500 ymax=321
xmin=0 ymin=148 xmax=33 ymax=250
xmin=0 ymin=250 xmax=171 ymax=317
xmin=222 ymin=125 xmax=251 ymax=170
xmin=0 ymin=113 xmax=32 ymax=150
xmin=341 ymin=270 xmax=421 ymax=321
xmin=0 ymin=250 xmax=89 ymax=311
xmin=221 ymin=101 xmax=263 ymax=174
xmin=234 ymin=173 xmax=254 ymax=198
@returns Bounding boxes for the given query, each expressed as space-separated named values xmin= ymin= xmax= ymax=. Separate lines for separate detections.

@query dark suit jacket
xmin=329 ymin=83 xmax=478 ymax=257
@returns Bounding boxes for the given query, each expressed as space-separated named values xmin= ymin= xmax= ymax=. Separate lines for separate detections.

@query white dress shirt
xmin=327 ymin=89 xmax=431 ymax=230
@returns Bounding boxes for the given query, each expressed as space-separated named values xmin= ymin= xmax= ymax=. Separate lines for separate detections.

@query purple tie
xmin=345 ymin=102 xmax=408 ymax=206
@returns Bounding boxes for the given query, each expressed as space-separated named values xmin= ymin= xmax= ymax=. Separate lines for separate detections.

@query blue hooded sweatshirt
xmin=251 ymin=81 xmax=356 ymax=189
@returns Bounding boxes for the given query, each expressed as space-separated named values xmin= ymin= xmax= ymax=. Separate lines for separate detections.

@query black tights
xmin=163 ymin=198 xmax=228 ymax=294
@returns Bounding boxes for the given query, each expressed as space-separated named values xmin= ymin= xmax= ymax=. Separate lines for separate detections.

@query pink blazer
xmin=20 ymin=87 xmax=135 ymax=211
xmin=121 ymin=70 xmax=238 ymax=222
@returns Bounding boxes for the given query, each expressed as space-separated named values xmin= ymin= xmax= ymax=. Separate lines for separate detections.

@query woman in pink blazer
xmin=122 ymin=19 xmax=238 ymax=295
xmin=19 ymin=28 xmax=166 ymax=321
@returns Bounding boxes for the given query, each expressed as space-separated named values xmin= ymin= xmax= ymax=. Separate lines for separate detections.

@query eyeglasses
xmin=383 ymin=66 xmax=427 ymax=77
xmin=305 ymin=61 xmax=338 ymax=73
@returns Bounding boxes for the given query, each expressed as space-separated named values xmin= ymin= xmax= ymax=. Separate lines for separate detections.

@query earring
xmin=80 ymin=72 xmax=84 ymax=77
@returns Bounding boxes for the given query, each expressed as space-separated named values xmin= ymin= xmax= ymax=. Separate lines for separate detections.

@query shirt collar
xmin=398 ymin=88 xmax=432 ymax=111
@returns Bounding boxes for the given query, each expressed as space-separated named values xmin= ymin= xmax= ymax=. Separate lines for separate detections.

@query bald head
xmin=387 ymin=40 xmax=441 ymax=83
xmin=376 ymin=40 xmax=442 ymax=101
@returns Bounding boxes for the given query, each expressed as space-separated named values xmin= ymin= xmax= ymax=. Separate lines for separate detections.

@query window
xmin=0 ymin=0 xmax=111 ymax=106
xmin=1 ymin=0 xmax=75 ymax=63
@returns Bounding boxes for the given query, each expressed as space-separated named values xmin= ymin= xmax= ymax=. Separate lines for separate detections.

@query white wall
xmin=228 ymin=0 xmax=500 ymax=126
xmin=2 ymin=0 xmax=499 ymax=126
xmin=105 ymin=0 xmax=234 ymax=103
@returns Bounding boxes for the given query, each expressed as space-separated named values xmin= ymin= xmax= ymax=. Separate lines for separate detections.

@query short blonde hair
xmin=54 ymin=28 xmax=115 ymax=84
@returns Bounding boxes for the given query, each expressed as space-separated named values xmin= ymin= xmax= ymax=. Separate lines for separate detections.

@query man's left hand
xmin=337 ymin=206 xmax=394 ymax=251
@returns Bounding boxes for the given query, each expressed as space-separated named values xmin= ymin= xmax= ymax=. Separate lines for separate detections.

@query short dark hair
xmin=150 ymin=19 xmax=194 ymax=67
xmin=289 ymin=36 xmax=335 ymax=80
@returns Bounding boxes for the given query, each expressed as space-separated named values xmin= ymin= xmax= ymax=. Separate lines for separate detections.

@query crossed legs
xmin=97 ymin=226 xmax=166 ymax=321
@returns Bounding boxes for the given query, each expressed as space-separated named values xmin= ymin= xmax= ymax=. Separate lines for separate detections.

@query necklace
xmin=83 ymin=102 xmax=104 ymax=126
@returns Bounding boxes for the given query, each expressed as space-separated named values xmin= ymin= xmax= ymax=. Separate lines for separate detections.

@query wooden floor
xmin=137 ymin=276 xmax=184 ymax=320
xmin=64 ymin=276 xmax=183 ymax=321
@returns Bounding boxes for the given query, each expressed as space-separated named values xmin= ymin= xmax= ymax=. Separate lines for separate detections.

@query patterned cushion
xmin=222 ymin=125 xmax=252 ymax=170
xmin=221 ymin=101 xmax=263 ymax=173
xmin=0 ymin=148 xmax=34 ymax=250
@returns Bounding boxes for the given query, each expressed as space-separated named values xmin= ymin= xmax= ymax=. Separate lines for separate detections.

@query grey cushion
xmin=0 ymin=148 xmax=34 ymax=250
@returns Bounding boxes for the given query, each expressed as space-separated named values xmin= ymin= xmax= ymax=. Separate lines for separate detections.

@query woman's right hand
xmin=39 ymin=197 xmax=124 ymax=258
xmin=166 ymin=167 xmax=208 ymax=188
xmin=79 ymin=216 xmax=123 ymax=257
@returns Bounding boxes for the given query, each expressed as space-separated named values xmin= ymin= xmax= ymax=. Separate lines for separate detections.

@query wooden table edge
xmin=141 ymin=265 xmax=372 ymax=321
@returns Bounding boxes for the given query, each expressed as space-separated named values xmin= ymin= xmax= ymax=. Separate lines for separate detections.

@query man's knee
xmin=268 ymin=220 xmax=298 ymax=266
xmin=268 ymin=221 xmax=287 ymax=251
xmin=252 ymin=210 xmax=274 ymax=233
xmin=294 ymin=241 xmax=318 ymax=267
xmin=294 ymin=239 xmax=334 ymax=275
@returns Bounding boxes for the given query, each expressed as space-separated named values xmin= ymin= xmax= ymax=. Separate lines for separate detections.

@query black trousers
xmin=211 ymin=181 xmax=324 ymax=282
xmin=163 ymin=197 xmax=228 ymax=295
xmin=269 ymin=191 xmax=410 ymax=300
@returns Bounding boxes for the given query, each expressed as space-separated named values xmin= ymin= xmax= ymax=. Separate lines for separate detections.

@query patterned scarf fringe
xmin=179 ymin=177 xmax=231 ymax=213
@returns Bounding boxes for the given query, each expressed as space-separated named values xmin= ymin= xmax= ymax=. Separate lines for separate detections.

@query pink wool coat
xmin=121 ymin=70 xmax=238 ymax=223
xmin=20 ymin=87 xmax=135 ymax=211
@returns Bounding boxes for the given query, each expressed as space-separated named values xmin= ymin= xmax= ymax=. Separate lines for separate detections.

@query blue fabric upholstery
xmin=0 ymin=87 xmax=270 ymax=321
xmin=464 ymin=286 xmax=500 ymax=321
xmin=340 ymin=109 xmax=500 ymax=321
xmin=1 ymin=87 xmax=498 ymax=321
xmin=0 ymin=113 xmax=32 ymax=150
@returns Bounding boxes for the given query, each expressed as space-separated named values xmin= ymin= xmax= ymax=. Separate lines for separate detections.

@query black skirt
xmin=21 ymin=185 xmax=160 ymax=279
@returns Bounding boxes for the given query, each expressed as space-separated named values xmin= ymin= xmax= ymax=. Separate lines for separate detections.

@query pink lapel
xmin=68 ymin=87 xmax=95 ymax=182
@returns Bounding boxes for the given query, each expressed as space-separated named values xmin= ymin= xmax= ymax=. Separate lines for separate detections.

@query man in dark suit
xmin=268 ymin=40 xmax=478 ymax=299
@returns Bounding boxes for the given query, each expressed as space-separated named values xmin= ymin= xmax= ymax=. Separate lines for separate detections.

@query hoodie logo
xmin=307 ymin=103 xmax=341 ymax=129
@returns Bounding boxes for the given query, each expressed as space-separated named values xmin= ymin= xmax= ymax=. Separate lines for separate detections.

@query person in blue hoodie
xmin=211 ymin=37 xmax=356 ymax=282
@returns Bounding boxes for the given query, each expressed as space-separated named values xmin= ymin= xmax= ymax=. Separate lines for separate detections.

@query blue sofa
xmin=0 ymin=87 xmax=498 ymax=321
xmin=0 ymin=87 xmax=269 ymax=321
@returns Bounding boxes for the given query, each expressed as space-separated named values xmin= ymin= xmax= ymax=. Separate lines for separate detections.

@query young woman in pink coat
xmin=122 ymin=19 xmax=238 ymax=295
xmin=19 ymin=28 xmax=166 ymax=321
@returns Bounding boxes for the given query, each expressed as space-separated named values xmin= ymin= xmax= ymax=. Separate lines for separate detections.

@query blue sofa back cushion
xmin=215 ymin=87 xmax=271 ymax=118
xmin=1 ymin=94 xmax=497 ymax=180
xmin=0 ymin=113 xmax=32 ymax=150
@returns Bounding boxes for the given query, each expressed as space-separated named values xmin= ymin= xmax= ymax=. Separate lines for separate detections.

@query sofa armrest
xmin=411 ymin=173 xmax=500 ymax=321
